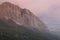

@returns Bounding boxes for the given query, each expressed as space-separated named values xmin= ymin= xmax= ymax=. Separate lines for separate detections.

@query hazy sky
xmin=0 ymin=0 xmax=60 ymax=15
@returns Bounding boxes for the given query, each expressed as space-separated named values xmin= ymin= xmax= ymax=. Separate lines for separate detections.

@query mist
xmin=39 ymin=5 xmax=60 ymax=36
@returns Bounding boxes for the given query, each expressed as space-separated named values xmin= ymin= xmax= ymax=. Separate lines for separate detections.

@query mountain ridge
xmin=0 ymin=2 xmax=60 ymax=40
xmin=0 ymin=2 xmax=47 ymax=32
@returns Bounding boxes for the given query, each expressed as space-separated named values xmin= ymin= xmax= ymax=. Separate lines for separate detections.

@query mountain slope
xmin=0 ymin=2 xmax=57 ymax=40
xmin=0 ymin=2 xmax=47 ymax=32
xmin=0 ymin=16 xmax=58 ymax=40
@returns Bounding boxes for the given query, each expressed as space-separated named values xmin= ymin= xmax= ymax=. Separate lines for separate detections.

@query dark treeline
xmin=0 ymin=19 xmax=60 ymax=40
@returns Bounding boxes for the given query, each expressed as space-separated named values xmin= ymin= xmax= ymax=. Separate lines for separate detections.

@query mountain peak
xmin=0 ymin=2 xmax=48 ymax=31
xmin=1 ymin=2 xmax=14 ymax=6
xmin=1 ymin=2 xmax=12 ymax=4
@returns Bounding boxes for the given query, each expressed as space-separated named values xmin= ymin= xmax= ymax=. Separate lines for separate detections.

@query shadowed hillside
xmin=0 ymin=18 xmax=59 ymax=40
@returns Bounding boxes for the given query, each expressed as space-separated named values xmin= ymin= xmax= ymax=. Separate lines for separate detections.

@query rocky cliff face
xmin=0 ymin=2 xmax=47 ymax=32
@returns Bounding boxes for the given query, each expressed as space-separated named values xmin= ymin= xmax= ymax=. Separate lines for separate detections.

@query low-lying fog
xmin=39 ymin=5 xmax=60 ymax=36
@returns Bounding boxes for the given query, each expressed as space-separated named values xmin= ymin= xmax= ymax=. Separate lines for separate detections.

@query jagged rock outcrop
xmin=0 ymin=2 xmax=47 ymax=32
